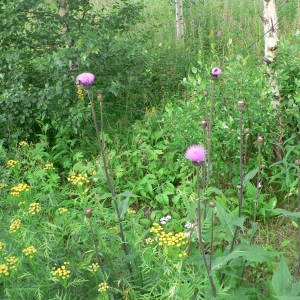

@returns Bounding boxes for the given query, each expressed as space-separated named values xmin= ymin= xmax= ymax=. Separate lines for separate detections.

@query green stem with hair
xmin=196 ymin=165 xmax=216 ymax=298
xmin=87 ymin=90 xmax=129 ymax=257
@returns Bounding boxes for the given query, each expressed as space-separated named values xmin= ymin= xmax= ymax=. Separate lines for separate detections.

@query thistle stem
xmin=87 ymin=90 xmax=129 ymax=257
xmin=293 ymin=163 xmax=300 ymax=282
xmin=206 ymin=81 xmax=215 ymax=187
xmin=209 ymin=204 xmax=214 ymax=271
xmin=196 ymin=166 xmax=216 ymax=298
xmin=229 ymin=109 xmax=244 ymax=253
xmin=253 ymin=145 xmax=262 ymax=223
xmin=88 ymin=219 xmax=105 ymax=277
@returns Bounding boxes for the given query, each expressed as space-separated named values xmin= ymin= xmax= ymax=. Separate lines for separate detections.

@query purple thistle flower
xmin=211 ymin=67 xmax=222 ymax=80
xmin=217 ymin=31 xmax=222 ymax=37
xmin=185 ymin=145 xmax=206 ymax=164
xmin=76 ymin=73 xmax=95 ymax=87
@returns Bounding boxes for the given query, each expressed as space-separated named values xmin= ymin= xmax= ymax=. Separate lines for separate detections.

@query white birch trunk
xmin=58 ymin=1 xmax=76 ymax=71
xmin=262 ymin=0 xmax=282 ymax=160
xmin=175 ymin=0 xmax=184 ymax=41
xmin=262 ymin=0 xmax=280 ymax=110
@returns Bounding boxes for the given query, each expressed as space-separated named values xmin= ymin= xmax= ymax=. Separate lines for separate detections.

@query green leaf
xmin=243 ymin=168 xmax=258 ymax=185
xmin=215 ymin=201 xmax=235 ymax=237
xmin=211 ymin=244 xmax=280 ymax=273
xmin=272 ymin=256 xmax=300 ymax=297
xmin=118 ymin=197 xmax=130 ymax=220
xmin=267 ymin=208 xmax=300 ymax=219
xmin=117 ymin=190 xmax=138 ymax=219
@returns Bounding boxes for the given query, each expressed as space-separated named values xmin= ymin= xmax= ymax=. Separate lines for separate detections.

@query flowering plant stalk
xmin=76 ymin=73 xmax=130 ymax=259
xmin=206 ymin=68 xmax=222 ymax=188
xmin=85 ymin=209 xmax=105 ymax=278
xmin=185 ymin=145 xmax=216 ymax=298
xmin=253 ymin=136 xmax=264 ymax=222
xmin=229 ymin=101 xmax=245 ymax=253
xmin=196 ymin=166 xmax=216 ymax=298
xmin=87 ymin=90 xmax=129 ymax=257
xmin=293 ymin=159 xmax=300 ymax=282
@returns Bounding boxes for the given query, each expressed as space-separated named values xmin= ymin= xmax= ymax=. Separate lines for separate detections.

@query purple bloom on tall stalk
xmin=185 ymin=145 xmax=206 ymax=164
xmin=76 ymin=73 xmax=95 ymax=87
xmin=211 ymin=67 xmax=222 ymax=80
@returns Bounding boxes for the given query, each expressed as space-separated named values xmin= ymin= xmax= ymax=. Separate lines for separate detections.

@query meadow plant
xmin=77 ymin=72 xmax=130 ymax=261
xmin=206 ymin=67 xmax=222 ymax=188
xmin=185 ymin=145 xmax=216 ymax=298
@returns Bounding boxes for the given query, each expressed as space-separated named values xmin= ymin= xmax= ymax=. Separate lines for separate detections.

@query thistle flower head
xmin=76 ymin=73 xmax=95 ymax=87
xmin=257 ymin=136 xmax=264 ymax=146
xmin=211 ymin=67 xmax=222 ymax=80
xmin=185 ymin=145 xmax=206 ymax=164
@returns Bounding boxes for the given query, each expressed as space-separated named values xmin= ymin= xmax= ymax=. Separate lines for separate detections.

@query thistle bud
xmin=97 ymin=93 xmax=103 ymax=101
xmin=257 ymin=136 xmax=264 ymax=146
xmin=203 ymin=90 xmax=208 ymax=96
xmin=237 ymin=101 xmax=246 ymax=111
xmin=201 ymin=120 xmax=208 ymax=129
xmin=295 ymin=159 xmax=300 ymax=166
xmin=85 ymin=208 xmax=93 ymax=218
xmin=209 ymin=200 xmax=216 ymax=208
xmin=245 ymin=127 xmax=250 ymax=134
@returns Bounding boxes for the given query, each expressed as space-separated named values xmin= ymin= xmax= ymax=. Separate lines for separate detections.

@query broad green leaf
xmin=272 ymin=256 xmax=300 ymax=297
xmin=215 ymin=201 xmax=235 ymax=237
xmin=211 ymin=244 xmax=280 ymax=273
xmin=118 ymin=197 xmax=130 ymax=220
xmin=267 ymin=208 xmax=300 ymax=219
xmin=243 ymin=168 xmax=258 ymax=185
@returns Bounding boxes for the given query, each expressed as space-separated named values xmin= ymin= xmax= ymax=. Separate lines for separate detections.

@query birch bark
xmin=175 ymin=0 xmax=184 ymax=41
xmin=262 ymin=0 xmax=282 ymax=160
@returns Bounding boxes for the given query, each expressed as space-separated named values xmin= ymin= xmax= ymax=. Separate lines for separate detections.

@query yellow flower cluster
xmin=89 ymin=262 xmax=99 ymax=272
xmin=0 ymin=183 xmax=8 ymax=189
xmin=150 ymin=223 xmax=188 ymax=257
xmin=18 ymin=201 xmax=26 ymax=206
xmin=145 ymin=237 xmax=154 ymax=245
xmin=77 ymin=84 xmax=84 ymax=102
xmin=10 ymin=183 xmax=30 ymax=196
xmin=58 ymin=207 xmax=70 ymax=214
xmin=10 ymin=219 xmax=21 ymax=233
xmin=44 ymin=163 xmax=55 ymax=170
xmin=51 ymin=262 xmax=71 ymax=279
xmin=67 ymin=173 xmax=90 ymax=185
xmin=128 ymin=209 xmax=136 ymax=214
xmin=5 ymin=256 xmax=18 ymax=271
xmin=22 ymin=246 xmax=37 ymax=258
xmin=0 ymin=264 xmax=9 ymax=276
xmin=98 ymin=282 xmax=109 ymax=293
xmin=7 ymin=160 xmax=18 ymax=168
xmin=0 ymin=241 xmax=4 ymax=250
xmin=19 ymin=141 xmax=29 ymax=147
xmin=28 ymin=202 xmax=41 ymax=215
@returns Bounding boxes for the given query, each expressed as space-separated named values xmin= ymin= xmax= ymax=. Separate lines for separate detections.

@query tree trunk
xmin=262 ymin=0 xmax=282 ymax=160
xmin=175 ymin=0 xmax=184 ymax=41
